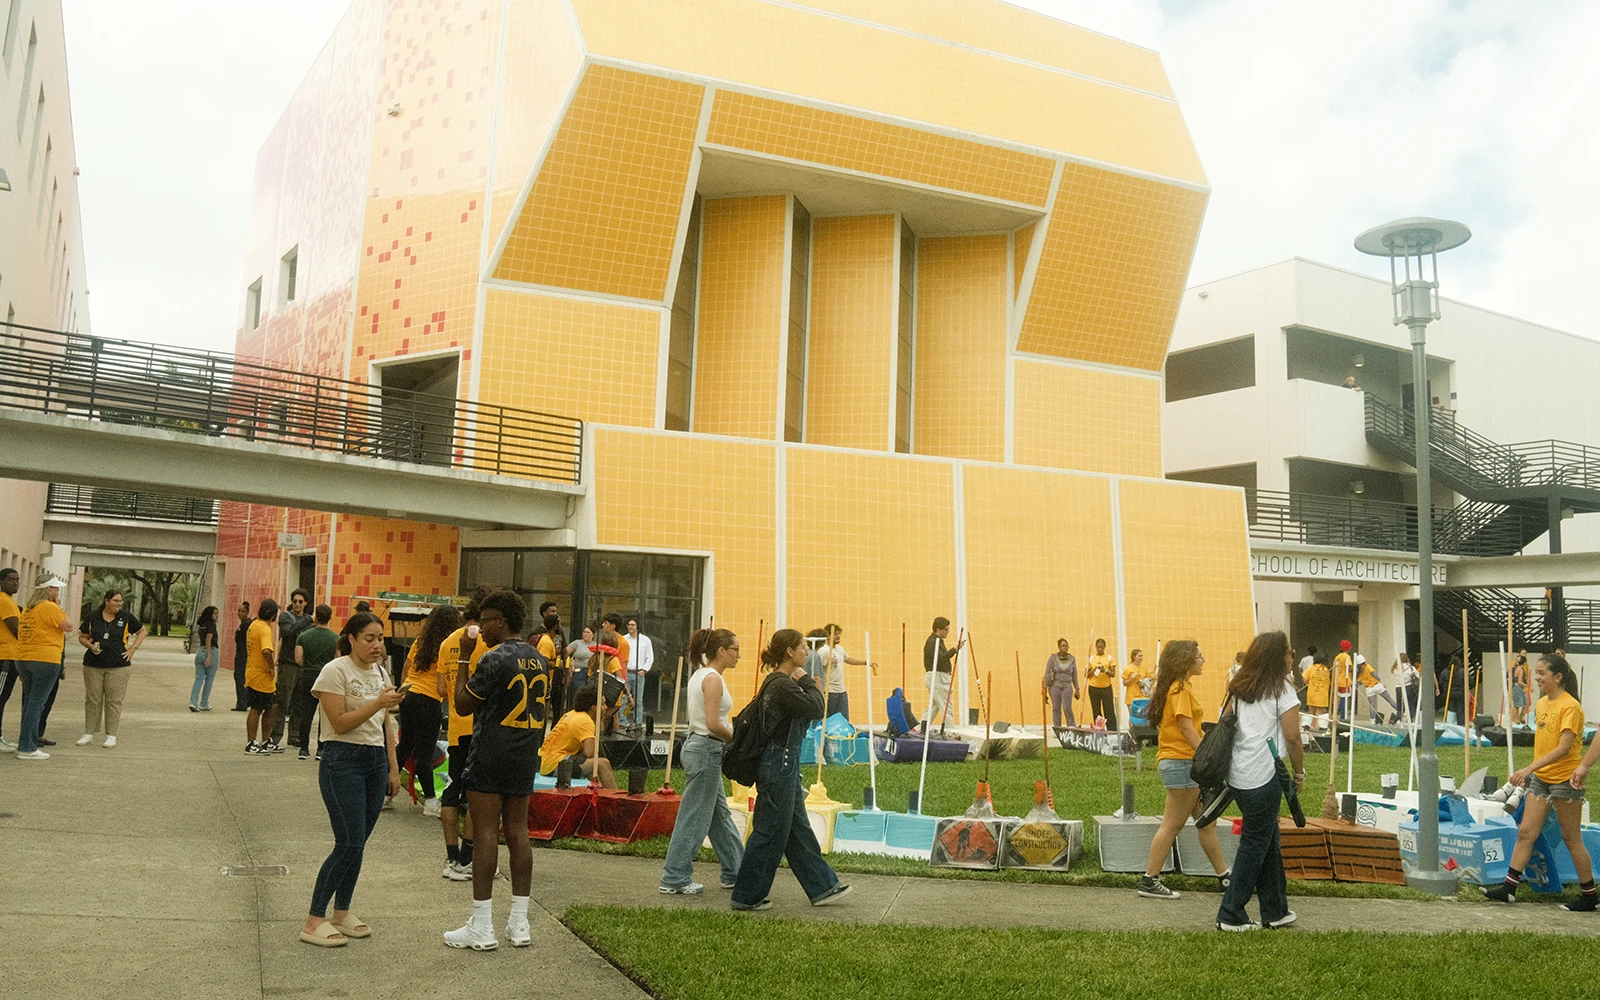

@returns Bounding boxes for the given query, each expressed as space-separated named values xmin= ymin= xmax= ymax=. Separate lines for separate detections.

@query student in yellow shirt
xmin=437 ymin=586 xmax=498 ymax=881
xmin=1333 ymin=640 xmax=1354 ymax=723
xmin=244 ymin=599 xmax=281 ymax=754
xmin=539 ymin=683 xmax=619 ymax=788
xmin=1303 ymin=656 xmax=1331 ymax=732
xmin=1137 ymin=640 xmax=1228 ymax=900
xmin=397 ymin=604 xmax=464 ymax=818
xmin=1484 ymin=653 xmax=1595 ymax=909
xmin=1121 ymin=648 xmax=1151 ymax=708
xmin=1085 ymin=638 xmax=1118 ymax=728
xmin=0 ymin=567 xmax=21 ymax=748
xmin=13 ymin=576 xmax=75 ymax=759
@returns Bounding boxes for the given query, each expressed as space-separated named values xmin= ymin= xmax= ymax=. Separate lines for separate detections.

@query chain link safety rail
xmin=0 ymin=322 xmax=582 ymax=485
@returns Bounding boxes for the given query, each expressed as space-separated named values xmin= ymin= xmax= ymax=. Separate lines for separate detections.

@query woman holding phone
xmin=299 ymin=612 xmax=404 ymax=947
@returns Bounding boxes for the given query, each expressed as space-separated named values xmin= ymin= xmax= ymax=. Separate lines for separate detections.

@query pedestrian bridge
xmin=0 ymin=323 xmax=585 ymax=529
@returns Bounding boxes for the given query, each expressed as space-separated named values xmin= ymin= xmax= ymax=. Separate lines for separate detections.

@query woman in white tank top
xmin=659 ymin=627 xmax=745 ymax=894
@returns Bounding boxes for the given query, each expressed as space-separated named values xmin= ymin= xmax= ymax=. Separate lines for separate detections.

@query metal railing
xmin=46 ymin=483 xmax=219 ymax=525
xmin=1249 ymin=490 xmax=1532 ymax=557
xmin=1434 ymin=587 xmax=1600 ymax=654
xmin=1365 ymin=395 xmax=1600 ymax=496
xmin=0 ymin=322 xmax=583 ymax=485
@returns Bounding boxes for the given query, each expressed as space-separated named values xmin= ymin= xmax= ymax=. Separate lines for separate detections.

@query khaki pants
xmin=84 ymin=666 xmax=131 ymax=736
xmin=921 ymin=671 xmax=952 ymax=724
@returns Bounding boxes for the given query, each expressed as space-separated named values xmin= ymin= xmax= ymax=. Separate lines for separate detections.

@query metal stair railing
xmin=1249 ymin=490 xmax=1530 ymax=557
xmin=0 ymin=321 xmax=583 ymax=485
xmin=46 ymin=483 xmax=219 ymax=525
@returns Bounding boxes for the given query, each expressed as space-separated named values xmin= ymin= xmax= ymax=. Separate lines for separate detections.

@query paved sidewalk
xmin=2 ymin=641 xmax=1592 ymax=1000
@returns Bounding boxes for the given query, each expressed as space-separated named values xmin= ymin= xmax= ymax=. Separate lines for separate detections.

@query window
xmin=3 ymin=1 xmax=22 ymax=69
xmin=280 ymin=246 xmax=298 ymax=305
xmin=1163 ymin=335 xmax=1255 ymax=402
xmin=895 ymin=220 xmax=916 ymax=453
xmin=14 ymin=23 xmax=34 ymax=139
xmin=783 ymin=199 xmax=812 ymax=443
xmin=36 ymin=140 xmax=50 ymax=222
xmin=245 ymin=278 xmax=262 ymax=330
xmin=665 ymin=195 xmax=700 ymax=431
xmin=26 ymin=86 xmax=43 ymax=183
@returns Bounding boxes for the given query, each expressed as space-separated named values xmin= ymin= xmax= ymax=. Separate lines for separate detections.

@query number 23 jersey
xmin=463 ymin=640 xmax=552 ymax=794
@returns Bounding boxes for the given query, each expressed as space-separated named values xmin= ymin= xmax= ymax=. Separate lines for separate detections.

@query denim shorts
xmin=1158 ymin=757 xmax=1197 ymax=789
xmin=1528 ymin=775 xmax=1584 ymax=800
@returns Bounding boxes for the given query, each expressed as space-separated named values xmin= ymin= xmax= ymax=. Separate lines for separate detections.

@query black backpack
xmin=722 ymin=675 xmax=773 ymax=785
xmin=1190 ymin=695 xmax=1238 ymax=789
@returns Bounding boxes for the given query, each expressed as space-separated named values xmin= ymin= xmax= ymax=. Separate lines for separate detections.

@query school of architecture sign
xmin=1249 ymin=543 xmax=1449 ymax=586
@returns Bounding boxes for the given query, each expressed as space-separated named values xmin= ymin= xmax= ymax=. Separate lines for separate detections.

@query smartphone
xmin=466 ymin=624 xmax=480 ymax=640
xmin=396 ymin=682 xmax=413 ymax=695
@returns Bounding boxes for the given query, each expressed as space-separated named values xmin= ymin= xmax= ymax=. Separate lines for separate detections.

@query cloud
xmin=61 ymin=0 xmax=1599 ymax=349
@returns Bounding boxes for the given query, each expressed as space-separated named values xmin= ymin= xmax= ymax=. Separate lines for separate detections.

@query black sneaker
xmin=297 ymin=748 xmax=310 ymax=761
xmin=1561 ymin=895 xmax=1598 ymax=912
xmin=1483 ymin=883 xmax=1517 ymax=903
xmin=246 ymin=741 xmax=262 ymax=755
xmin=1217 ymin=868 xmax=1233 ymax=894
xmin=1138 ymin=875 xmax=1180 ymax=899
xmin=263 ymin=740 xmax=285 ymax=754
xmin=37 ymin=738 xmax=55 ymax=747
xmin=810 ymin=884 xmax=852 ymax=907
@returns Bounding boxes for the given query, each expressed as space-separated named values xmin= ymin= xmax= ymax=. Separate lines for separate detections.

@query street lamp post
xmin=1355 ymin=217 xmax=1471 ymax=896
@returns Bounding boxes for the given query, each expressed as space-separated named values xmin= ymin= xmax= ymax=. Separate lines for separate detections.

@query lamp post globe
xmin=1355 ymin=217 xmax=1470 ymax=897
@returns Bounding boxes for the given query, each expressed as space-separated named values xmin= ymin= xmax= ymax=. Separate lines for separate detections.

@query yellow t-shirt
xmin=401 ymin=641 xmax=443 ymax=703
xmin=540 ymin=708 xmax=596 ymax=775
xmin=1533 ymin=691 xmax=1585 ymax=784
xmin=440 ymin=627 xmax=491 ymax=745
xmin=1121 ymin=664 xmax=1151 ymax=705
xmin=1356 ymin=662 xmax=1381 ymax=689
xmin=1304 ymin=663 xmax=1330 ymax=707
xmin=1157 ymin=680 xmax=1203 ymax=761
xmin=1086 ymin=654 xmax=1116 ymax=688
xmin=245 ymin=619 xmax=276 ymax=693
xmin=537 ymin=633 xmax=558 ymax=665
xmin=0 ymin=591 xmax=22 ymax=660
xmin=16 ymin=601 xmax=67 ymax=663
xmin=1334 ymin=652 xmax=1352 ymax=693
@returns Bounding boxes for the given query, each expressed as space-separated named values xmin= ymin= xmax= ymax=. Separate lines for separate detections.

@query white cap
xmin=42 ymin=577 xmax=69 ymax=590
xmin=1354 ymin=653 xmax=1366 ymax=666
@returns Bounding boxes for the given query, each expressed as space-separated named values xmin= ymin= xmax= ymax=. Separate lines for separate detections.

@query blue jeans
xmin=625 ymin=672 xmax=646 ymax=726
xmin=731 ymin=717 xmax=838 ymax=907
xmin=310 ymin=742 xmax=389 ymax=916
xmin=16 ymin=660 xmax=63 ymax=754
xmin=190 ymin=648 xmax=219 ymax=708
xmin=1218 ymin=779 xmax=1289 ymax=927
xmin=660 ymin=734 xmax=744 ymax=888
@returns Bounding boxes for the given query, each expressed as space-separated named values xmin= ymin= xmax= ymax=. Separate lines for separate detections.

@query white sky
xmin=61 ymin=0 xmax=1600 ymax=351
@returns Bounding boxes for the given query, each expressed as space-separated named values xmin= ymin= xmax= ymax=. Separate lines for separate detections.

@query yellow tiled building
xmin=224 ymin=0 xmax=1254 ymax=719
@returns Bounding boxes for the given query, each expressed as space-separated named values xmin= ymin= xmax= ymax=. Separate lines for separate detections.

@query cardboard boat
xmin=873 ymin=733 xmax=970 ymax=763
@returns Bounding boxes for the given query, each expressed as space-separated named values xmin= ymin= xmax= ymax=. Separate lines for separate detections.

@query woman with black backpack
xmin=728 ymin=628 xmax=850 ymax=911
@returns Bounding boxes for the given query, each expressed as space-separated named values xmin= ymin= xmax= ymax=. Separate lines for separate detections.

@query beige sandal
xmin=299 ymin=922 xmax=348 ymax=947
xmin=331 ymin=914 xmax=371 ymax=939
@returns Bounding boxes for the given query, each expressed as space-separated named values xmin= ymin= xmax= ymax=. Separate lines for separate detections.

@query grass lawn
xmin=564 ymin=906 xmax=1600 ymax=1000
xmin=540 ymin=739 xmax=1582 ymax=901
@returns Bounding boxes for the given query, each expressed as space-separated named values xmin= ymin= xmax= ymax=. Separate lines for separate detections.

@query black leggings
xmin=396 ymin=692 xmax=443 ymax=800
xmin=1088 ymin=685 xmax=1117 ymax=728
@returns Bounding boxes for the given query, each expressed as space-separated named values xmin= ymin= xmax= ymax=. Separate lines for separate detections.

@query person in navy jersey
xmin=444 ymin=590 xmax=551 ymax=952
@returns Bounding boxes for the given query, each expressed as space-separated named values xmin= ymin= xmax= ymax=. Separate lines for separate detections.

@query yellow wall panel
xmin=1117 ymin=479 xmax=1256 ymax=715
xmin=786 ymin=0 xmax=1173 ymax=97
xmin=1013 ymin=360 xmax=1161 ymax=477
xmin=706 ymin=91 xmax=1054 ymax=207
xmin=572 ymin=0 xmax=1206 ymax=185
xmin=913 ymin=235 xmax=1007 ymax=462
xmin=692 ymin=196 xmax=789 ymax=440
xmin=479 ymin=288 xmax=659 ymax=428
xmin=785 ymin=448 xmax=957 ymax=716
xmin=494 ymin=65 xmax=703 ymax=300
xmin=1013 ymin=222 xmax=1035 ymax=299
xmin=804 ymin=215 xmax=896 ymax=451
xmin=487 ymin=1 xmax=586 ymax=247
xmin=1017 ymin=161 xmax=1208 ymax=370
xmin=962 ymin=464 xmax=1118 ymax=727
xmin=592 ymin=428 xmax=776 ymax=711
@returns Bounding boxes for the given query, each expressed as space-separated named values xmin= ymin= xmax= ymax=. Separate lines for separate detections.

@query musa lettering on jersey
xmin=1250 ymin=548 xmax=1447 ymax=585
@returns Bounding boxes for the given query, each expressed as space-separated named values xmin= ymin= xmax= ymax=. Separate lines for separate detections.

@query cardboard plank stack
xmin=1278 ymin=818 xmax=1334 ymax=880
xmin=1305 ymin=817 xmax=1406 ymax=885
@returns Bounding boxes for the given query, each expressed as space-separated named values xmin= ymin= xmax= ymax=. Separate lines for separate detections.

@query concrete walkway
xmin=2 ymin=641 xmax=1592 ymax=1000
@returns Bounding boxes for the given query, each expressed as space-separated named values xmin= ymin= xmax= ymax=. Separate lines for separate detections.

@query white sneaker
xmin=423 ymin=798 xmax=442 ymax=817
xmin=443 ymin=920 xmax=498 ymax=951
xmin=17 ymin=750 xmax=49 ymax=760
xmin=0 ymin=735 xmax=15 ymax=749
xmin=505 ymin=916 xmax=531 ymax=947
xmin=103 ymin=736 xmax=117 ymax=748
xmin=443 ymin=862 xmax=473 ymax=882
xmin=382 ymin=795 xmax=396 ymax=811
xmin=75 ymin=733 xmax=95 ymax=746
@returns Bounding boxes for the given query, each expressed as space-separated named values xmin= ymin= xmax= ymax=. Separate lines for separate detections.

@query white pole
xmin=1500 ymin=641 xmax=1513 ymax=781
xmin=864 ymin=631 xmax=878 ymax=810
xmin=1347 ymin=714 xmax=1356 ymax=795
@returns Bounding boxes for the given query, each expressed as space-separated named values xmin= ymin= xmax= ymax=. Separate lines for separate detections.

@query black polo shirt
xmin=81 ymin=610 xmax=145 ymax=668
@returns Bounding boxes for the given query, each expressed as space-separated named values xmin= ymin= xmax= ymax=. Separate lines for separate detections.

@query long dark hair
xmin=1144 ymin=640 xmax=1199 ymax=725
xmin=761 ymin=628 xmax=804 ymax=669
xmin=337 ymin=612 xmax=384 ymax=658
xmin=100 ymin=590 xmax=123 ymax=612
xmin=414 ymin=604 xmax=465 ymax=670
xmin=197 ymin=606 xmax=218 ymax=629
xmin=1540 ymin=652 xmax=1579 ymax=696
xmin=688 ymin=627 xmax=737 ymax=667
xmin=1228 ymin=631 xmax=1292 ymax=704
